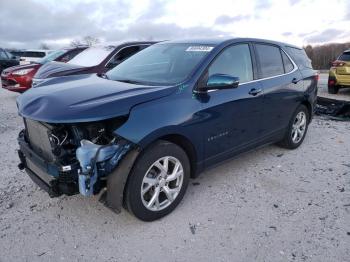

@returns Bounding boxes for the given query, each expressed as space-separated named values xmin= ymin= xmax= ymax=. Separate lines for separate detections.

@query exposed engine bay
xmin=18 ymin=117 xmax=134 ymax=199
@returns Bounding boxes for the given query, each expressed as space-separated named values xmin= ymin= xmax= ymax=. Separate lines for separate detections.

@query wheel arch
xmin=157 ymin=134 xmax=198 ymax=178
xmin=300 ymin=99 xmax=312 ymax=121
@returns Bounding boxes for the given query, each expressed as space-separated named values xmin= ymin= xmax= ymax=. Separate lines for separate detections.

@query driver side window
xmin=208 ymin=44 xmax=253 ymax=83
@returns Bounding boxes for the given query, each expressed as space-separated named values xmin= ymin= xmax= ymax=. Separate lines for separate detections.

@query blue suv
xmin=17 ymin=38 xmax=318 ymax=221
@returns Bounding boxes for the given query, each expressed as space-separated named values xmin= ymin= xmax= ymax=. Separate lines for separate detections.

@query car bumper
xmin=18 ymin=131 xmax=79 ymax=197
xmin=1 ymin=77 xmax=30 ymax=92
xmin=329 ymin=69 xmax=350 ymax=87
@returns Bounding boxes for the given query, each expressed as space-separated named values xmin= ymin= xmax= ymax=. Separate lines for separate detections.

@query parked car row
xmin=14 ymin=38 xmax=318 ymax=221
xmin=1 ymin=42 xmax=156 ymax=92
xmin=1 ymin=47 xmax=88 ymax=92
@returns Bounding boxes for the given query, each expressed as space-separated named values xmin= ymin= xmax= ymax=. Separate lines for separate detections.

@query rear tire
xmin=328 ymin=85 xmax=339 ymax=94
xmin=125 ymin=140 xmax=190 ymax=221
xmin=278 ymin=104 xmax=309 ymax=149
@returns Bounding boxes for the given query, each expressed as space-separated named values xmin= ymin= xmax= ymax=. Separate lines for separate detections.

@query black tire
xmin=125 ymin=140 xmax=190 ymax=221
xmin=328 ymin=85 xmax=339 ymax=94
xmin=278 ymin=104 xmax=309 ymax=149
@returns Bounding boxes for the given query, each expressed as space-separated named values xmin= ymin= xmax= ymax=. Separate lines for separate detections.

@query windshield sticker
xmin=186 ymin=46 xmax=214 ymax=52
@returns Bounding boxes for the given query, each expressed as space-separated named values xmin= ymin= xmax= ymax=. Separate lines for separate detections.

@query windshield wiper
xmin=115 ymin=79 xmax=144 ymax=85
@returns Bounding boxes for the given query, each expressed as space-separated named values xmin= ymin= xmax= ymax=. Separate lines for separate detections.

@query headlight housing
xmin=12 ymin=68 xmax=34 ymax=76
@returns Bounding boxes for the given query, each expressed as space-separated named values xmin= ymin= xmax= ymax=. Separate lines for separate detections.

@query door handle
xmin=292 ymin=78 xmax=300 ymax=84
xmin=248 ymin=88 xmax=262 ymax=96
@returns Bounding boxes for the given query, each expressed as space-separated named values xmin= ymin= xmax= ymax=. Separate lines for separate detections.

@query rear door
xmin=254 ymin=43 xmax=303 ymax=137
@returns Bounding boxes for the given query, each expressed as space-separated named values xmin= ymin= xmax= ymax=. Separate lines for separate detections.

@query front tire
xmin=125 ymin=140 xmax=190 ymax=221
xmin=278 ymin=104 xmax=309 ymax=149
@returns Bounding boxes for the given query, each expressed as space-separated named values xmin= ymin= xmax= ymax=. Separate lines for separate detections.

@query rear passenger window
xmin=208 ymin=44 xmax=253 ymax=83
xmin=255 ymin=44 xmax=284 ymax=78
xmin=281 ymin=51 xmax=294 ymax=73
xmin=286 ymin=47 xmax=312 ymax=69
xmin=106 ymin=46 xmax=144 ymax=69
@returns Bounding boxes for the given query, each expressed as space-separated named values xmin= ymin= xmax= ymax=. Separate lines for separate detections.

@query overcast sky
xmin=0 ymin=0 xmax=349 ymax=49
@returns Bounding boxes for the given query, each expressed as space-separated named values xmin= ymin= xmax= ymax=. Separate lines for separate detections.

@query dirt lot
xmin=0 ymin=76 xmax=349 ymax=262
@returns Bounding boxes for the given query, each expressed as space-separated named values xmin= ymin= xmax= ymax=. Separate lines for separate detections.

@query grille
xmin=25 ymin=119 xmax=55 ymax=162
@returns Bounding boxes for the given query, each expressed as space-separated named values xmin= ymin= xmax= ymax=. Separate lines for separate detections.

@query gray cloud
xmin=255 ymin=0 xmax=272 ymax=10
xmin=0 ymin=0 xmax=230 ymax=49
xmin=214 ymin=15 xmax=250 ymax=25
xmin=0 ymin=0 xmax=130 ymax=48
xmin=138 ymin=0 xmax=168 ymax=21
xmin=282 ymin=32 xmax=293 ymax=37
xmin=304 ymin=29 xmax=343 ymax=43
xmin=104 ymin=22 xmax=229 ymax=42
xmin=289 ymin=0 xmax=302 ymax=5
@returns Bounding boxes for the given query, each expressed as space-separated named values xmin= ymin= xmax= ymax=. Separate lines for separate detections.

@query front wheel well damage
xmin=155 ymin=134 xmax=197 ymax=178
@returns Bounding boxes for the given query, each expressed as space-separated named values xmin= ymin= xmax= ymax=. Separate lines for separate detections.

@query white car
xmin=19 ymin=50 xmax=54 ymax=65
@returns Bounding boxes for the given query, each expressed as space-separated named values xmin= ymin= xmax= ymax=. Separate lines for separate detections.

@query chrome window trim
xmin=203 ymin=47 xmax=299 ymax=93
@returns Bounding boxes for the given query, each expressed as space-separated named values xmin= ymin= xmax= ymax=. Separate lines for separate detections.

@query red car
xmin=1 ymin=47 xmax=87 ymax=92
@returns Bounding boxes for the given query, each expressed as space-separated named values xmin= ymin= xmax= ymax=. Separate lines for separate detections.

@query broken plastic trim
xmin=315 ymin=97 xmax=350 ymax=121
xmin=76 ymin=139 xmax=133 ymax=196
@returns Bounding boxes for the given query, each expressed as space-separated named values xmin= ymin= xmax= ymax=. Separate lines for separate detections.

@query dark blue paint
xmin=17 ymin=38 xmax=318 ymax=175
xmin=17 ymin=74 xmax=175 ymax=123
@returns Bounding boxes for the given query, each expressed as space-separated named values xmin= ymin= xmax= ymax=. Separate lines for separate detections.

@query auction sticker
xmin=186 ymin=46 xmax=214 ymax=52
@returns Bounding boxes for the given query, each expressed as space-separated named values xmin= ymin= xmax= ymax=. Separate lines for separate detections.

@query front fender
xmin=114 ymin=91 xmax=204 ymax=161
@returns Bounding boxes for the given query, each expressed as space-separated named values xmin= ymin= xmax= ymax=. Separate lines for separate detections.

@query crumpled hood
xmin=34 ymin=61 xmax=90 ymax=79
xmin=17 ymin=74 xmax=175 ymax=123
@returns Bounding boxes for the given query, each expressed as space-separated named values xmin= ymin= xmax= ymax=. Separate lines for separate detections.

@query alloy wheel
xmin=291 ymin=111 xmax=307 ymax=144
xmin=141 ymin=156 xmax=184 ymax=211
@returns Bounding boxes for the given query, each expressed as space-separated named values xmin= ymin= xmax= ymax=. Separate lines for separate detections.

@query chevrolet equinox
xmin=17 ymin=38 xmax=318 ymax=221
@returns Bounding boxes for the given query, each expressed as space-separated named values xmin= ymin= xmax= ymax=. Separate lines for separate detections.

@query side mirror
xmin=199 ymin=74 xmax=240 ymax=92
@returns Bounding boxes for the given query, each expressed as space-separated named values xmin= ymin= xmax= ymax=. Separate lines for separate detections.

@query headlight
xmin=12 ymin=68 xmax=34 ymax=76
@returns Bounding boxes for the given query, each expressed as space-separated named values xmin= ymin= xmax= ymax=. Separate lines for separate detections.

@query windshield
xmin=4 ymin=50 xmax=13 ymax=59
xmin=37 ymin=50 xmax=65 ymax=64
xmin=68 ymin=46 xmax=114 ymax=67
xmin=339 ymin=52 xmax=350 ymax=62
xmin=106 ymin=43 xmax=214 ymax=85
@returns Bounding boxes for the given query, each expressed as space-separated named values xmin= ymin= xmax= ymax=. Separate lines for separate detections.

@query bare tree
xmin=39 ymin=43 xmax=51 ymax=50
xmin=70 ymin=39 xmax=83 ymax=47
xmin=82 ymin=36 xmax=100 ymax=46
xmin=304 ymin=42 xmax=350 ymax=70
xmin=70 ymin=36 xmax=100 ymax=47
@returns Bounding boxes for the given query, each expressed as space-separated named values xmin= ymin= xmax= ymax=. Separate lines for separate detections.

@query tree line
xmin=304 ymin=42 xmax=350 ymax=70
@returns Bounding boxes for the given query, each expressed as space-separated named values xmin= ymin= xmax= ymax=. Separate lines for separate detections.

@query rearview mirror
xmin=199 ymin=74 xmax=240 ymax=92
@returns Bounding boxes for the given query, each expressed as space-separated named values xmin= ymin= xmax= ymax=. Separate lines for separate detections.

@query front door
xmin=197 ymin=43 xmax=265 ymax=167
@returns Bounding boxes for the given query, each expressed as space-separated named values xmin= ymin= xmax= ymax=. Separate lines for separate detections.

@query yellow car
xmin=328 ymin=50 xmax=350 ymax=94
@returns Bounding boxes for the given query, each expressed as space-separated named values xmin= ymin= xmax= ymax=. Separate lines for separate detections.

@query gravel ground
xmin=0 ymin=78 xmax=349 ymax=262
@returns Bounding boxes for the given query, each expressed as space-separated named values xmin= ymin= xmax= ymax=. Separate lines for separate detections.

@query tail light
xmin=314 ymin=72 xmax=319 ymax=82
xmin=328 ymin=79 xmax=336 ymax=86
xmin=331 ymin=61 xmax=345 ymax=67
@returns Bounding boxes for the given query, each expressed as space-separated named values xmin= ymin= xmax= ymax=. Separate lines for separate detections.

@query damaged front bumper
xmin=18 ymin=131 xmax=140 ymax=213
